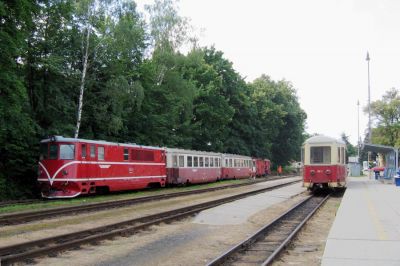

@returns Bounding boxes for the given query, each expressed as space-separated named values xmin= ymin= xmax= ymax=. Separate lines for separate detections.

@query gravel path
xmin=32 ymin=182 xmax=308 ymax=265
xmin=0 ymin=177 xmax=301 ymax=248
xmin=271 ymin=195 xmax=343 ymax=266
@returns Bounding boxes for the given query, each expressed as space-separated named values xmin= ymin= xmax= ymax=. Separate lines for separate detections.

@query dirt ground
xmin=271 ymin=195 xmax=342 ymax=266
xmin=25 ymin=183 xmax=308 ymax=266
xmin=0 ymin=177 xmax=301 ymax=248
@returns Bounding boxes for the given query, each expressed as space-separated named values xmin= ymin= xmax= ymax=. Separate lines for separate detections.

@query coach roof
xmin=304 ymin=135 xmax=345 ymax=145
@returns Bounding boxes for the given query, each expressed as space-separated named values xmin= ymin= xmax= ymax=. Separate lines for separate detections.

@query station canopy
xmin=362 ymin=143 xmax=398 ymax=179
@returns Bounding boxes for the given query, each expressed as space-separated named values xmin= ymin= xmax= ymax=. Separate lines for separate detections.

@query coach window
xmin=81 ymin=144 xmax=87 ymax=159
xmin=225 ymin=159 xmax=228 ymax=167
xmin=341 ymin=147 xmax=345 ymax=164
xmin=60 ymin=144 xmax=75 ymax=160
xmin=310 ymin=146 xmax=331 ymax=164
xmin=194 ymin=156 xmax=198 ymax=167
xmin=199 ymin=157 xmax=204 ymax=167
xmin=187 ymin=156 xmax=193 ymax=167
xmin=210 ymin=157 xmax=214 ymax=167
xmin=172 ymin=155 xmax=178 ymax=167
xmin=205 ymin=157 xmax=209 ymax=167
xmin=90 ymin=145 xmax=95 ymax=158
xmin=179 ymin=155 xmax=184 ymax=167
xmin=124 ymin=148 xmax=129 ymax=161
xmin=229 ymin=159 xmax=233 ymax=167
xmin=215 ymin=158 xmax=219 ymax=167
xmin=98 ymin=146 xmax=105 ymax=160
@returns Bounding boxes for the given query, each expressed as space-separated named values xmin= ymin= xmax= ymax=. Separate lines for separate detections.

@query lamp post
xmin=357 ymin=100 xmax=360 ymax=159
xmin=366 ymin=52 xmax=372 ymax=178
xmin=366 ymin=52 xmax=371 ymax=143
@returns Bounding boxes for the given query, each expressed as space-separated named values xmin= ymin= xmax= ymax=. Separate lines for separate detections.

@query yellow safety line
xmin=363 ymin=187 xmax=388 ymax=240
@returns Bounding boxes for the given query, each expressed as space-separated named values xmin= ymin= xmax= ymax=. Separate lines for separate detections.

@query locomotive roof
xmin=40 ymin=136 xmax=164 ymax=150
xmin=304 ymin=135 xmax=345 ymax=145
xmin=165 ymin=147 xmax=222 ymax=156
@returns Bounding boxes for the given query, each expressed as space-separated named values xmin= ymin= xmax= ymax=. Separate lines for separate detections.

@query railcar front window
xmin=60 ymin=144 xmax=75 ymax=160
xmin=49 ymin=144 xmax=58 ymax=159
xmin=40 ymin=143 xmax=48 ymax=160
xmin=310 ymin=146 xmax=331 ymax=164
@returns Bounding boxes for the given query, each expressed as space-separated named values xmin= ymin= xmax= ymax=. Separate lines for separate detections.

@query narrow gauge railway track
xmin=207 ymin=194 xmax=329 ymax=266
xmin=0 ymin=180 xmax=301 ymax=265
xmin=0 ymin=199 xmax=41 ymax=208
xmin=0 ymin=176 xmax=297 ymax=226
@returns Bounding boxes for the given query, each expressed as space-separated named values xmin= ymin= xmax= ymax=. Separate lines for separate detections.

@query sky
xmin=136 ymin=0 xmax=400 ymax=145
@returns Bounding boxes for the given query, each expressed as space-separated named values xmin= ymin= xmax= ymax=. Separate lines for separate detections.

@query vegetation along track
xmin=207 ymin=194 xmax=329 ymax=266
xmin=0 ymin=176 xmax=296 ymax=226
xmin=0 ymin=180 xmax=300 ymax=265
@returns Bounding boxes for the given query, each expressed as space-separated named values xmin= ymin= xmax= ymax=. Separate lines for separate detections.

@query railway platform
xmin=322 ymin=176 xmax=400 ymax=266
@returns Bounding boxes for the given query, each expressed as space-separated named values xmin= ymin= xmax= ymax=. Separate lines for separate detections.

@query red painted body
xmin=167 ymin=167 xmax=221 ymax=184
xmin=221 ymin=167 xmax=252 ymax=179
xmin=38 ymin=138 xmax=166 ymax=198
xmin=265 ymin=159 xmax=271 ymax=175
xmin=303 ymin=165 xmax=347 ymax=185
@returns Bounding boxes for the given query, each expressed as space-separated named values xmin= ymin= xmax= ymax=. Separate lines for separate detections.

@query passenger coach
xmin=302 ymin=135 xmax=347 ymax=191
xmin=222 ymin=154 xmax=253 ymax=179
xmin=165 ymin=148 xmax=222 ymax=185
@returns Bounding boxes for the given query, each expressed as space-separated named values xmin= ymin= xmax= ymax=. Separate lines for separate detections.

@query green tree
xmin=368 ymin=88 xmax=400 ymax=147
xmin=0 ymin=0 xmax=38 ymax=199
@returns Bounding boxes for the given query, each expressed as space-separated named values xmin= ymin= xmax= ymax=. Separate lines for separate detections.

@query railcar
xmin=302 ymin=135 xmax=347 ymax=191
xmin=38 ymin=136 xmax=166 ymax=198
xmin=221 ymin=154 xmax=253 ymax=179
xmin=165 ymin=148 xmax=222 ymax=185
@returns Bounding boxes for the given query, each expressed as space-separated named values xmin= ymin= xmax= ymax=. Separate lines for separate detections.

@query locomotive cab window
xmin=123 ymin=148 xmax=129 ymax=161
xmin=310 ymin=146 xmax=331 ymax=164
xmin=81 ymin=144 xmax=87 ymax=158
xmin=49 ymin=144 xmax=58 ymax=159
xmin=40 ymin=143 xmax=48 ymax=160
xmin=90 ymin=145 xmax=95 ymax=158
xmin=60 ymin=144 xmax=75 ymax=160
xmin=98 ymin=146 xmax=105 ymax=160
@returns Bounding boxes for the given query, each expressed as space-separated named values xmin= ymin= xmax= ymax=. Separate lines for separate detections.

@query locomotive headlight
xmin=325 ymin=169 xmax=332 ymax=175
xmin=310 ymin=170 xmax=315 ymax=176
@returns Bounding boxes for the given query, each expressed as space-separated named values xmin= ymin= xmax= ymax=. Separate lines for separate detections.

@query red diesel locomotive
xmin=39 ymin=136 xmax=166 ymax=198
xmin=38 ymin=136 xmax=267 ymax=198
xmin=302 ymin=135 xmax=347 ymax=191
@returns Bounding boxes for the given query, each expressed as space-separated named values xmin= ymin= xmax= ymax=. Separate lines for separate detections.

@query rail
xmin=207 ymin=194 xmax=329 ymax=266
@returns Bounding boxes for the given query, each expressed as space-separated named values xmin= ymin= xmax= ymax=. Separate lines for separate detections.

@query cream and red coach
xmin=165 ymin=148 xmax=222 ymax=184
xmin=302 ymin=135 xmax=347 ymax=191
xmin=222 ymin=154 xmax=253 ymax=179
xmin=38 ymin=136 xmax=166 ymax=198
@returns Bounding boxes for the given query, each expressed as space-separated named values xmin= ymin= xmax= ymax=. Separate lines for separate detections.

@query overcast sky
xmin=136 ymin=0 xmax=400 ymax=145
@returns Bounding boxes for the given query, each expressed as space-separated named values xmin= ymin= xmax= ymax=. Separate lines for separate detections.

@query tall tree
xmin=368 ymin=88 xmax=400 ymax=147
xmin=0 ymin=0 xmax=37 ymax=198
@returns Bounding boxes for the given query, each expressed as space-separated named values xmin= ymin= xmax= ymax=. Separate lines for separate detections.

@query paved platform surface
xmin=322 ymin=176 xmax=400 ymax=266
xmin=193 ymin=177 xmax=304 ymax=225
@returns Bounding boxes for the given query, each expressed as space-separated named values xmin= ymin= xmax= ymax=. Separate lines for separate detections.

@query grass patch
xmin=0 ymin=178 xmax=251 ymax=214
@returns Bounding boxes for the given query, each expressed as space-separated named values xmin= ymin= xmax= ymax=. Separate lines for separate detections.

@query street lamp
xmin=366 ymin=52 xmax=371 ymax=143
